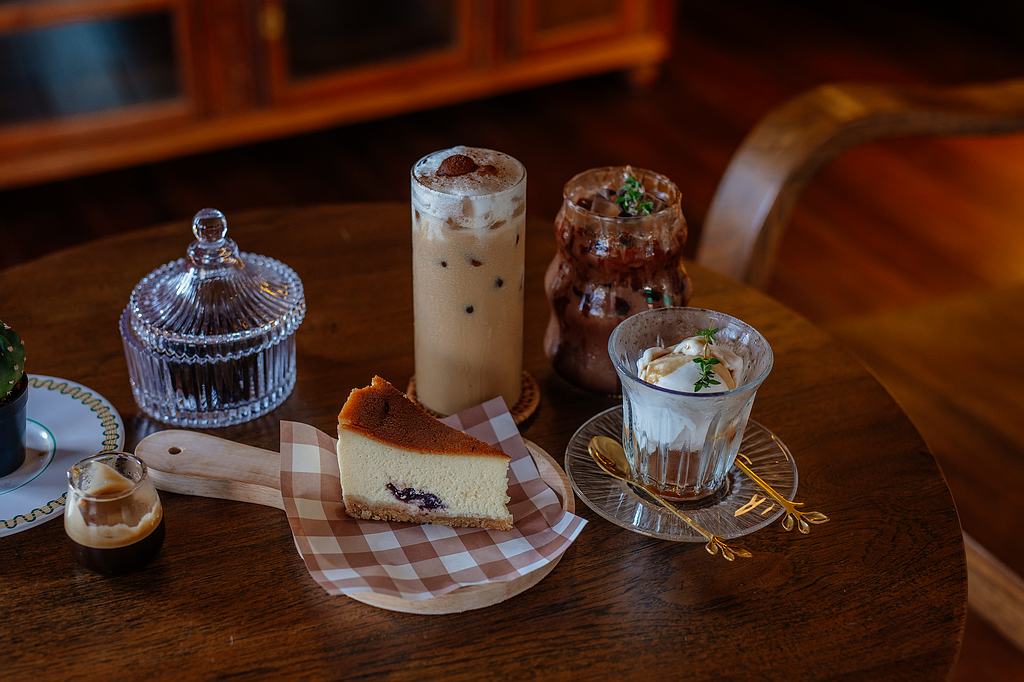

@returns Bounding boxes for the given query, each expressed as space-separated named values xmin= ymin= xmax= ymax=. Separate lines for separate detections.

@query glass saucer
xmin=565 ymin=406 xmax=798 ymax=541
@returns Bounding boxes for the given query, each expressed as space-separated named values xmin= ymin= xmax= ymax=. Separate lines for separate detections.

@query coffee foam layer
xmin=65 ymin=505 xmax=162 ymax=549
xmin=77 ymin=460 xmax=136 ymax=497
xmin=412 ymin=147 xmax=526 ymax=230
xmin=413 ymin=146 xmax=524 ymax=197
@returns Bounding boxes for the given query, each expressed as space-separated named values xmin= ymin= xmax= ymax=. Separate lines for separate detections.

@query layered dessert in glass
xmin=545 ymin=166 xmax=691 ymax=394
xmin=608 ymin=307 xmax=773 ymax=501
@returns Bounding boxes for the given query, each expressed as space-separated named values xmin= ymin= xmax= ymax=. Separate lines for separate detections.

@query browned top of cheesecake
xmin=338 ymin=376 xmax=509 ymax=459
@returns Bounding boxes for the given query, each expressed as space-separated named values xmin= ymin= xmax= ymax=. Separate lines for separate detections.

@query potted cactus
xmin=0 ymin=320 xmax=27 ymax=477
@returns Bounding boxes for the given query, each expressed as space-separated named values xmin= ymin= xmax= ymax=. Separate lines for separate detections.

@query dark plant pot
xmin=0 ymin=375 xmax=28 ymax=477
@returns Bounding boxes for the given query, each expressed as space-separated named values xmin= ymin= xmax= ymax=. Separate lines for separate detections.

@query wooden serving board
xmin=135 ymin=430 xmax=574 ymax=615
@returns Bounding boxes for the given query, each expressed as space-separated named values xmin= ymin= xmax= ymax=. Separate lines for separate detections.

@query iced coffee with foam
xmin=64 ymin=453 xmax=164 ymax=574
xmin=411 ymin=146 xmax=527 ymax=415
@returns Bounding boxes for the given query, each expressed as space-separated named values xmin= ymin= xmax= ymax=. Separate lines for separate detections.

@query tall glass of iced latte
xmin=411 ymin=146 xmax=527 ymax=415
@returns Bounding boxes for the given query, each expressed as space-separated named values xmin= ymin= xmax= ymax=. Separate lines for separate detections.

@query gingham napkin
xmin=279 ymin=397 xmax=586 ymax=600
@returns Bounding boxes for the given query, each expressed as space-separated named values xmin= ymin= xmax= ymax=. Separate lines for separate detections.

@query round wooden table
xmin=0 ymin=204 xmax=965 ymax=679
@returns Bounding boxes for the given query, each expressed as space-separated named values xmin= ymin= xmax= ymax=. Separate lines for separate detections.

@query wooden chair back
xmin=697 ymin=79 xmax=1024 ymax=287
xmin=695 ymin=78 xmax=1024 ymax=654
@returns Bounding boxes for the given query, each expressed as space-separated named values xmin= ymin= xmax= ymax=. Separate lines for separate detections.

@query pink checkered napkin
xmin=279 ymin=397 xmax=587 ymax=601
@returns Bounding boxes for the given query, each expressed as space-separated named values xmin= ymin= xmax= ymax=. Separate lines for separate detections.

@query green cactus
xmin=0 ymin=320 xmax=25 ymax=403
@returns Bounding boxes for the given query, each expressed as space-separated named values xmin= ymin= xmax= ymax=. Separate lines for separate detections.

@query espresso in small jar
xmin=65 ymin=453 xmax=164 ymax=575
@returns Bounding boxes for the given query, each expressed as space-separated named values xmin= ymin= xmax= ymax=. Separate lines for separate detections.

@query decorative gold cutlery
xmin=588 ymin=436 xmax=752 ymax=561
xmin=734 ymin=453 xmax=829 ymax=534
xmin=588 ymin=435 xmax=831 ymax=551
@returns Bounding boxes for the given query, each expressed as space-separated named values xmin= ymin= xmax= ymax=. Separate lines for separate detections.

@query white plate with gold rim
xmin=0 ymin=375 xmax=124 ymax=538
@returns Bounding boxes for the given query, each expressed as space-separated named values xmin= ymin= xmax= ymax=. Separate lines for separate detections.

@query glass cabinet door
xmin=535 ymin=0 xmax=619 ymax=31
xmin=0 ymin=0 xmax=201 ymax=150
xmin=263 ymin=0 xmax=474 ymax=101
xmin=0 ymin=11 xmax=182 ymax=126
xmin=286 ymin=0 xmax=457 ymax=78
xmin=514 ymin=0 xmax=635 ymax=55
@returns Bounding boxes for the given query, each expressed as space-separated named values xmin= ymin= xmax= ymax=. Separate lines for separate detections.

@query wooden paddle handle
xmin=135 ymin=430 xmax=571 ymax=521
xmin=135 ymin=430 xmax=284 ymax=510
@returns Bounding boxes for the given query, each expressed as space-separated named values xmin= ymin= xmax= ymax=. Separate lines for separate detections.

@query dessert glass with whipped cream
xmin=65 ymin=452 xmax=164 ymax=575
xmin=544 ymin=166 xmax=691 ymax=394
xmin=609 ymin=307 xmax=773 ymax=501
xmin=411 ymin=146 xmax=526 ymax=415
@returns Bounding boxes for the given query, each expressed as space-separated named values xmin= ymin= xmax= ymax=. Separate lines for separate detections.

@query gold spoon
xmin=588 ymin=436 xmax=752 ymax=561
xmin=733 ymin=454 xmax=829 ymax=534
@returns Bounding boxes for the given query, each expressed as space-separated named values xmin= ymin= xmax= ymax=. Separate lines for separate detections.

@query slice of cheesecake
xmin=337 ymin=376 xmax=513 ymax=531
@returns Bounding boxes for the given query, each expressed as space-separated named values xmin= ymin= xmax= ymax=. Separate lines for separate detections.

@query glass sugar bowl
xmin=120 ymin=208 xmax=306 ymax=427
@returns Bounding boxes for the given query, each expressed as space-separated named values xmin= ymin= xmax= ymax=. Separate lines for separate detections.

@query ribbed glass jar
xmin=120 ymin=209 xmax=306 ymax=427
xmin=544 ymin=166 xmax=691 ymax=394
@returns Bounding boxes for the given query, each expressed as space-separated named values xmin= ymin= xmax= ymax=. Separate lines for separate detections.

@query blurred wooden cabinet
xmin=262 ymin=0 xmax=477 ymax=104
xmin=516 ymin=0 xmax=633 ymax=54
xmin=0 ymin=0 xmax=673 ymax=188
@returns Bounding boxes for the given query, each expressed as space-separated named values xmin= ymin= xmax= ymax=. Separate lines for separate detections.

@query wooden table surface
xmin=0 ymin=204 xmax=965 ymax=679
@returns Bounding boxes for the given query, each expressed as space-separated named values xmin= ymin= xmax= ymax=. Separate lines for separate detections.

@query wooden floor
xmin=2 ymin=1 xmax=1023 ymax=676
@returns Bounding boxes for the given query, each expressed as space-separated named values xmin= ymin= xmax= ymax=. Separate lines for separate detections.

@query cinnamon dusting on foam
xmin=413 ymin=146 xmax=523 ymax=197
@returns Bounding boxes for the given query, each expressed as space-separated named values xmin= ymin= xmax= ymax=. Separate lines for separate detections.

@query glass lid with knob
xmin=120 ymin=208 xmax=306 ymax=428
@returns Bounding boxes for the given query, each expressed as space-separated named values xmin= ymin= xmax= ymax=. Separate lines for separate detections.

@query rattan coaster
xmin=407 ymin=371 xmax=540 ymax=425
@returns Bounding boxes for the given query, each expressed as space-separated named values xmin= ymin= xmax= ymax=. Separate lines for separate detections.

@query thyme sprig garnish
xmin=697 ymin=327 xmax=718 ymax=345
xmin=692 ymin=356 xmax=722 ymax=392
xmin=692 ymin=327 xmax=721 ymax=391
xmin=615 ymin=175 xmax=654 ymax=217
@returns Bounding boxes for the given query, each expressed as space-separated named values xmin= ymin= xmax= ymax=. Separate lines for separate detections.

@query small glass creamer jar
xmin=65 ymin=452 xmax=164 ymax=575
xmin=544 ymin=167 xmax=691 ymax=394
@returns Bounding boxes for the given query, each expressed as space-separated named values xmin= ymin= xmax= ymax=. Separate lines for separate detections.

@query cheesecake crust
xmin=338 ymin=376 xmax=509 ymax=459
xmin=345 ymin=497 xmax=514 ymax=531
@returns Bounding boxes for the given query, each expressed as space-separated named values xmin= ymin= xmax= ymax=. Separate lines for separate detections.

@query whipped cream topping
xmin=636 ymin=335 xmax=744 ymax=393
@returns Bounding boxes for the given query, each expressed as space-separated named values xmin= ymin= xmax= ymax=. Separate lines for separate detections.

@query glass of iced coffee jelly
xmin=411 ymin=146 xmax=527 ymax=415
xmin=609 ymin=308 xmax=773 ymax=501
xmin=65 ymin=452 xmax=164 ymax=575
xmin=545 ymin=166 xmax=691 ymax=394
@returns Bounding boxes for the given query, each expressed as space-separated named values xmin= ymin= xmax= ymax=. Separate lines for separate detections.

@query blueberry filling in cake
xmin=385 ymin=483 xmax=445 ymax=511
